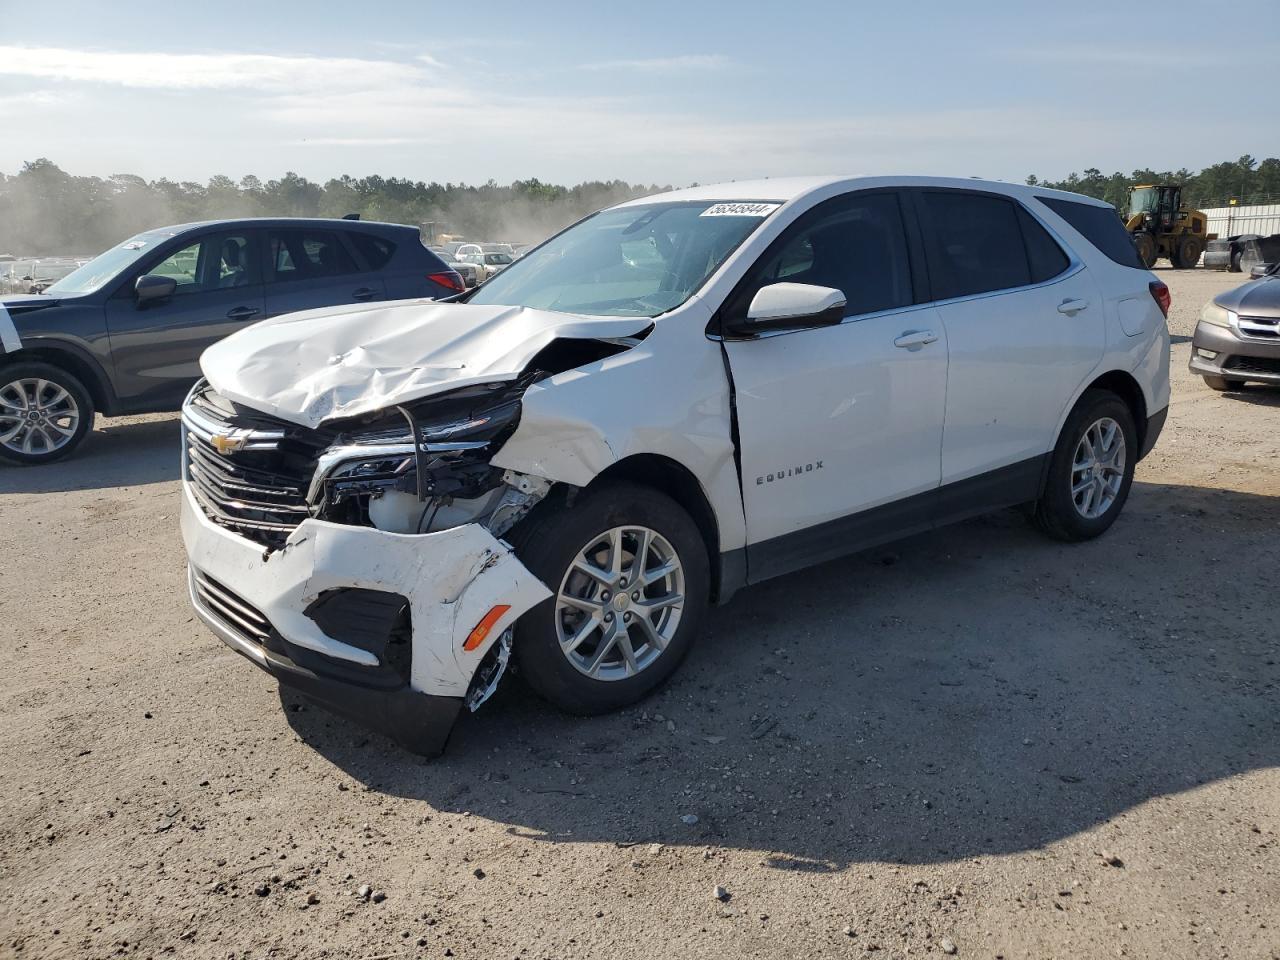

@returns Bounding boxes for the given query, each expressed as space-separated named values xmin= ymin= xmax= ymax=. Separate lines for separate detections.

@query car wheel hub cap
xmin=554 ymin=525 xmax=685 ymax=682
xmin=1071 ymin=416 xmax=1125 ymax=520
xmin=0 ymin=377 xmax=80 ymax=456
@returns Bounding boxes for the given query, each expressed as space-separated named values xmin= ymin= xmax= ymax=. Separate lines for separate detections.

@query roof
xmin=613 ymin=175 xmax=1115 ymax=210
xmin=135 ymin=217 xmax=418 ymax=236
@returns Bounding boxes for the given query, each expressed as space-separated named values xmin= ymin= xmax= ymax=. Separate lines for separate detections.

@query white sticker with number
xmin=699 ymin=202 xmax=781 ymax=218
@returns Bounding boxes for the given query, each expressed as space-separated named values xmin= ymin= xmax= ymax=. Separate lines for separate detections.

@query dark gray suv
xmin=0 ymin=218 xmax=464 ymax=464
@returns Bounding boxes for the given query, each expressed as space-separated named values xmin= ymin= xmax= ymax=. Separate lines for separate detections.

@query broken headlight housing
xmin=311 ymin=377 xmax=540 ymax=535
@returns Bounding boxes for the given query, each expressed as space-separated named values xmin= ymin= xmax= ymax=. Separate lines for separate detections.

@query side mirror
xmin=135 ymin=274 xmax=177 ymax=303
xmin=727 ymin=282 xmax=847 ymax=336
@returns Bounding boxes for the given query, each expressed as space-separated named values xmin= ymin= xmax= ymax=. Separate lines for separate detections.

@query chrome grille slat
xmin=183 ymin=383 xmax=322 ymax=548
xmin=193 ymin=571 xmax=272 ymax=643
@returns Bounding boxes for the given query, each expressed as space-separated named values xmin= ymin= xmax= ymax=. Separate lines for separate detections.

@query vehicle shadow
xmin=1220 ymin=384 xmax=1280 ymax=407
xmin=283 ymin=480 xmax=1280 ymax=869
xmin=0 ymin=415 xmax=180 ymax=494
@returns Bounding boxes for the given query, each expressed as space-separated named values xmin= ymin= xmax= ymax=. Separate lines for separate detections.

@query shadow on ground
xmin=0 ymin=415 xmax=180 ymax=494
xmin=283 ymin=479 xmax=1280 ymax=870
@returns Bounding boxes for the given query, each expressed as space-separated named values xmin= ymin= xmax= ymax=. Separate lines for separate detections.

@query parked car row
xmin=1 ymin=256 xmax=91 ymax=294
xmin=0 ymin=218 xmax=464 ymax=463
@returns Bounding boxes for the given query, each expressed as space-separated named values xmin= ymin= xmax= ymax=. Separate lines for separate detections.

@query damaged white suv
xmin=181 ymin=176 xmax=1170 ymax=754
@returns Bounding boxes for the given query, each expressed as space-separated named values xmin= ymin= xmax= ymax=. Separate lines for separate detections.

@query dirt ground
xmin=1 ymin=268 xmax=1277 ymax=960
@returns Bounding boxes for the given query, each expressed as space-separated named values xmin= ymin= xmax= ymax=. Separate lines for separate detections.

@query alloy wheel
xmin=0 ymin=377 xmax=81 ymax=456
xmin=554 ymin=525 xmax=685 ymax=681
xmin=1071 ymin=416 xmax=1126 ymax=519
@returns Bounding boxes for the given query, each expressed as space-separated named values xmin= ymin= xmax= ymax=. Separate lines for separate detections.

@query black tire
xmin=1229 ymin=248 xmax=1243 ymax=273
xmin=0 ymin=361 xmax=95 ymax=465
xmin=1203 ymin=375 xmax=1246 ymax=392
xmin=508 ymin=481 xmax=709 ymax=715
xmin=1033 ymin=390 xmax=1137 ymax=543
xmin=1172 ymin=236 xmax=1203 ymax=269
xmin=1133 ymin=232 xmax=1158 ymax=269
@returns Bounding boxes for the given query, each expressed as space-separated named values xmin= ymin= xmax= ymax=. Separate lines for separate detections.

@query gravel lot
xmin=1 ymin=269 xmax=1277 ymax=960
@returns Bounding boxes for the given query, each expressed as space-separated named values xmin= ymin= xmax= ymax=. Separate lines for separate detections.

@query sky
xmin=0 ymin=0 xmax=1277 ymax=188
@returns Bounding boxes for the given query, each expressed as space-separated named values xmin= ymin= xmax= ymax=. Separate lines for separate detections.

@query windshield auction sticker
xmin=699 ymin=202 xmax=781 ymax=217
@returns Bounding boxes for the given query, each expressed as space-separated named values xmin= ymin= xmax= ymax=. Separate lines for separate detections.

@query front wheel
xmin=1133 ymin=232 xmax=1157 ymax=268
xmin=1203 ymin=375 xmax=1246 ymax=392
xmin=0 ymin=362 xmax=95 ymax=465
xmin=1033 ymin=390 xmax=1137 ymax=542
xmin=508 ymin=482 xmax=709 ymax=715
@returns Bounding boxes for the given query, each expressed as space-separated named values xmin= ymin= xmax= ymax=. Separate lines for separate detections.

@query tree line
xmin=4 ymin=154 xmax=1279 ymax=258
xmin=0 ymin=159 xmax=670 ymax=257
xmin=1027 ymin=155 xmax=1280 ymax=212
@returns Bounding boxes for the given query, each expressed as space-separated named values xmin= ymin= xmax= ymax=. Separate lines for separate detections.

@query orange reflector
xmin=463 ymin=605 xmax=511 ymax=652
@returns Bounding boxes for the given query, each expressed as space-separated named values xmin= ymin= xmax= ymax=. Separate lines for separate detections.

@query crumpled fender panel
xmin=490 ymin=302 xmax=748 ymax=553
xmin=181 ymin=486 xmax=552 ymax=697
xmin=199 ymin=299 xmax=652 ymax=429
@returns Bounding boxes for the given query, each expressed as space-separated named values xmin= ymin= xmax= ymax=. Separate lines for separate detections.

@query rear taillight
xmin=429 ymin=270 xmax=466 ymax=294
xmin=1149 ymin=280 xmax=1171 ymax=318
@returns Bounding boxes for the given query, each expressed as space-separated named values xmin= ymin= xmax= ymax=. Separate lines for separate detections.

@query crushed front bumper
xmin=1189 ymin=320 xmax=1280 ymax=385
xmin=180 ymin=483 xmax=551 ymax=755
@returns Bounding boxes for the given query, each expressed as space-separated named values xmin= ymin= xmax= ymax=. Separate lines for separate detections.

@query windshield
xmin=484 ymin=253 xmax=512 ymax=265
xmin=466 ymin=200 xmax=780 ymax=317
xmin=1129 ymin=187 xmax=1158 ymax=217
xmin=45 ymin=232 xmax=170 ymax=296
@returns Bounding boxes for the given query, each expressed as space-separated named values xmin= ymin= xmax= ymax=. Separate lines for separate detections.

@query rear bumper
xmin=1189 ymin=320 xmax=1280 ymax=384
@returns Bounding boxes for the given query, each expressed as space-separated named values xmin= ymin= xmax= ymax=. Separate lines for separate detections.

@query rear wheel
xmin=0 ymin=362 xmax=95 ymax=465
xmin=1203 ymin=375 xmax=1246 ymax=392
xmin=1033 ymin=390 xmax=1137 ymax=542
xmin=508 ymin=482 xmax=709 ymax=715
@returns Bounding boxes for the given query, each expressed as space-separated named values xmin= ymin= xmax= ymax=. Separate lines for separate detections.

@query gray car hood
xmin=200 ymin=298 xmax=651 ymax=429
xmin=1216 ymin=276 xmax=1280 ymax=320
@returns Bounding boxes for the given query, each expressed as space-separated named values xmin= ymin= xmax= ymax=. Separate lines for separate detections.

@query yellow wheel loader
xmin=1124 ymin=184 xmax=1213 ymax=269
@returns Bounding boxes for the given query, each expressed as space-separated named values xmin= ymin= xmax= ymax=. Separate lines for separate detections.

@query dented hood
xmin=200 ymin=299 xmax=651 ymax=428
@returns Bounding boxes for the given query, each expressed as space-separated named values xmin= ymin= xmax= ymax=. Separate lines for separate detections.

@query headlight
xmin=1199 ymin=302 xmax=1233 ymax=328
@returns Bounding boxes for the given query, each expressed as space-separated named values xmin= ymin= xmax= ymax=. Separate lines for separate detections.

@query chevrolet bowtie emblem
xmin=210 ymin=434 xmax=245 ymax=455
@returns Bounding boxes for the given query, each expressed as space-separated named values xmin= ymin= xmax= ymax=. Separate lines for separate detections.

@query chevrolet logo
xmin=210 ymin=434 xmax=246 ymax=456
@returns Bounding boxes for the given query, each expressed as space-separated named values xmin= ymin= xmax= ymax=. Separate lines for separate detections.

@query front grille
xmin=184 ymin=384 xmax=331 ymax=549
xmin=193 ymin=569 xmax=272 ymax=644
xmin=1224 ymin=355 xmax=1280 ymax=376
xmin=1236 ymin=315 xmax=1280 ymax=340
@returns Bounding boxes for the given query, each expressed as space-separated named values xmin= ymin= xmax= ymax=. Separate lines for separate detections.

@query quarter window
xmin=1037 ymin=196 xmax=1145 ymax=269
xmin=738 ymin=192 xmax=913 ymax=320
xmin=349 ymin=232 xmax=395 ymax=270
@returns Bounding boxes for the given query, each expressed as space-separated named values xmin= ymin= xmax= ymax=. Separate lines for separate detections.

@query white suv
xmin=180 ymin=176 xmax=1170 ymax=754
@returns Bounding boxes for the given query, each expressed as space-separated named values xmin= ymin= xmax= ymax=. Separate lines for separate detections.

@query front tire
xmin=1203 ymin=375 xmax=1245 ymax=392
xmin=0 ymin=362 xmax=95 ymax=465
xmin=1033 ymin=390 xmax=1137 ymax=542
xmin=1133 ymin=232 xmax=1157 ymax=269
xmin=508 ymin=482 xmax=709 ymax=715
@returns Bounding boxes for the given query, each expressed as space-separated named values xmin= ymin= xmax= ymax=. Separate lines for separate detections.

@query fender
xmin=1 ymin=335 xmax=120 ymax=413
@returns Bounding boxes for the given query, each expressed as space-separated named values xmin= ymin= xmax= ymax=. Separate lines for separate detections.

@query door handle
xmin=225 ymin=306 xmax=261 ymax=321
xmin=352 ymin=287 xmax=377 ymax=301
xmin=1057 ymin=298 xmax=1089 ymax=316
xmin=893 ymin=329 xmax=939 ymax=349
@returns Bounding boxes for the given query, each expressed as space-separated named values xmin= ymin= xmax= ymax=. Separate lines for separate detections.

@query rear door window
xmin=1016 ymin=206 xmax=1071 ymax=283
xmin=920 ymin=192 xmax=1031 ymax=299
xmin=1037 ymin=197 xmax=1144 ymax=268
xmin=267 ymin=230 xmax=358 ymax=282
